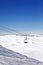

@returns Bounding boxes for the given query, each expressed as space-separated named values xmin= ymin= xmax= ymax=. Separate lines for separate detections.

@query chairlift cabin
xmin=24 ymin=35 xmax=28 ymax=43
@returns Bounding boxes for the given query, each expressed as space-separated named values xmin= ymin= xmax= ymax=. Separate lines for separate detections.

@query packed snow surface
xmin=0 ymin=34 xmax=43 ymax=62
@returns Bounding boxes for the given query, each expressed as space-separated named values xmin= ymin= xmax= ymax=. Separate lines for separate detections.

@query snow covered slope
xmin=0 ymin=45 xmax=43 ymax=65
xmin=0 ymin=34 xmax=43 ymax=62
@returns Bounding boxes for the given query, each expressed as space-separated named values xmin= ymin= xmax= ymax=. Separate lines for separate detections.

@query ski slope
xmin=0 ymin=34 xmax=43 ymax=62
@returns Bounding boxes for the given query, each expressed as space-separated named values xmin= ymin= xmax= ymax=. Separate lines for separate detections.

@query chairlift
xmin=24 ymin=35 xmax=28 ymax=43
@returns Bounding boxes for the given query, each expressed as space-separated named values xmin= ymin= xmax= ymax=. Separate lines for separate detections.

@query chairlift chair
xmin=24 ymin=35 xmax=28 ymax=43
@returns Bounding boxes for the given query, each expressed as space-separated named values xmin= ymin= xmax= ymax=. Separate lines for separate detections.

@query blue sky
xmin=0 ymin=0 xmax=43 ymax=34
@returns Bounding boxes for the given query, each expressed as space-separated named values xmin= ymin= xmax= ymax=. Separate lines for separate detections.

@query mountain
xmin=0 ymin=34 xmax=43 ymax=62
xmin=0 ymin=45 xmax=43 ymax=65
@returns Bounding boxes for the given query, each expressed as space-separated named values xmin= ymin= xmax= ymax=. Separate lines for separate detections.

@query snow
xmin=0 ymin=34 xmax=43 ymax=62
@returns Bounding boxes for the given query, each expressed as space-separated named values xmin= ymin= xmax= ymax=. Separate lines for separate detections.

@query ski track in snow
xmin=0 ymin=34 xmax=43 ymax=62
